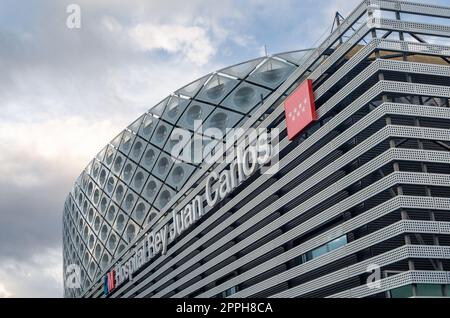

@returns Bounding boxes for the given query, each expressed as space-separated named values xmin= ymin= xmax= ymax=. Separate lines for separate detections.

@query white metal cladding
xmin=64 ymin=0 xmax=450 ymax=298
xmin=200 ymin=197 xmax=450 ymax=298
xmin=271 ymin=245 xmax=450 ymax=299
xmin=329 ymin=270 xmax=450 ymax=298
xmin=114 ymin=80 xmax=450 ymax=298
xmin=119 ymin=123 xmax=450 ymax=297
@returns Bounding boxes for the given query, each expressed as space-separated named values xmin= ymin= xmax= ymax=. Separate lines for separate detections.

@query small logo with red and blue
xmin=103 ymin=270 xmax=116 ymax=296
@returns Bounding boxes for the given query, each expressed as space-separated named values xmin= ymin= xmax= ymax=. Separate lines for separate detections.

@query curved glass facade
xmin=62 ymin=49 xmax=311 ymax=297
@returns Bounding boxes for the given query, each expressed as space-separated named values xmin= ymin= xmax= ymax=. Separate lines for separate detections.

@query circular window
xmin=209 ymin=112 xmax=228 ymax=132
xmin=159 ymin=190 xmax=171 ymax=208
xmin=95 ymin=244 xmax=102 ymax=259
xmin=155 ymin=126 xmax=168 ymax=143
xmin=142 ymin=118 xmax=154 ymax=136
xmin=99 ymin=169 xmax=107 ymax=185
xmin=100 ymin=197 xmax=108 ymax=213
xmin=108 ymin=234 xmax=117 ymax=250
xmin=132 ymin=141 xmax=143 ymax=158
xmin=115 ymin=185 xmax=124 ymax=202
xmin=89 ymin=262 xmax=96 ymax=276
xmin=93 ymin=189 xmax=100 ymax=204
xmin=101 ymin=254 xmax=109 ymax=269
xmin=206 ymin=83 xmax=226 ymax=99
xmin=157 ymin=157 xmax=169 ymax=175
xmin=261 ymin=67 xmax=284 ymax=83
xmin=133 ymin=171 xmax=145 ymax=189
xmin=126 ymin=224 xmax=136 ymax=242
xmin=145 ymin=180 xmax=157 ymax=198
xmin=233 ymin=86 xmax=256 ymax=108
xmin=88 ymin=208 xmax=94 ymax=223
xmin=171 ymin=166 xmax=185 ymax=184
xmin=144 ymin=149 xmax=156 ymax=166
xmin=94 ymin=216 xmax=101 ymax=232
xmin=117 ymin=244 xmax=125 ymax=255
xmin=100 ymin=224 xmax=108 ymax=241
xmin=78 ymin=193 xmax=83 ymax=206
xmin=134 ymin=202 xmax=146 ymax=220
xmin=186 ymin=105 xmax=202 ymax=125
xmin=124 ymin=193 xmax=135 ymax=211
xmin=82 ymin=201 xmax=88 ymax=214
xmin=84 ymin=226 xmax=89 ymax=240
xmin=106 ymin=177 xmax=115 ymax=193
xmin=123 ymin=163 xmax=133 ymax=182
xmin=83 ymin=252 xmax=89 ymax=266
xmin=107 ymin=205 xmax=116 ymax=222
xmin=116 ymin=214 xmax=125 ymax=232
xmin=88 ymin=235 xmax=95 ymax=249
xmin=113 ymin=156 xmax=123 ymax=173
xmin=87 ymin=182 xmax=93 ymax=196
xmin=147 ymin=212 xmax=158 ymax=225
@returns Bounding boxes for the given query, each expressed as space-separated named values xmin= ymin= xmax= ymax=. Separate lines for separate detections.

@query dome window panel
xmin=100 ymin=251 xmax=112 ymax=270
xmin=140 ymin=144 xmax=160 ymax=173
xmin=124 ymin=220 xmax=139 ymax=244
xmin=105 ymin=174 xmax=117 ymax=196
xmin=106 ymin=203 xmax=118 ymax=225
xmin=98 ymin=166 xmax=108 ymax=188
xmin=127 ymin=114 xmax=145 ymax=134
xmin=99 ymin=193 xmax=110 ymax=215
xmin=112 ymin=153 xmax=125 ymax=177
xmin=221 ymin=82 xmax=271 ymax=114
xmin=112 ymin=180 xmax=126 ymax=206
xmin=95 ymin=146 xmax=107 ymax=163
xmin=131 ymin=199 xmax=149 ymax=225
xmin=141 ymin=176 xmax=162 ymax=205
xmin=154 ymin=185 xmax=175 ymax=211
xmin=166 ymin=163 xmax=196 ymax=190
xmin=175 ymin=74 xmax=210 ymax=98
xmin=247 ymin=57 xmax=296 ymax=89
xmin=106 ymin=230 xmax=119 ymax=254
xmin=177 ymin=101 xmax=215 ymax=132
xmin=130 ymin=167 xmax=149 ymax=193
xmin=99 ymin=223 xmax=111 ymax=243
xmin=103 ymin=145 xmax=116 ymax=169
xmin=148 ymin=97 xmax=170 ymax=117
xmin=118 ymin=130 xmax=135 ymax=156
xmin=120 ymin=159 xmax=137 ymax=185
xmin=219 ymin=57 xmax=264 ymax=79
xmin=138 ymin=114 xmax=157 ymax=141
xmin=163 ymin=128 xmax=192 ymax=158
xmin=151 ymin=121 xmax=173 ymax=149
xmin=275 ymin=49 xmax=312 ymax=66
xmin=113 ymin=212 xmax=128 ymax=236
xmin=110 ymin=131 xmax=124 ymax=148
xmin=115 ymin=240 xmax=127 ymax=258
xmin=196 ymin=74 xmax=239 ymax=104
xmin=129 ymin=136 xmax=147 ymax=162
xmin=152 ymin=153 xmax=174 ymax=181
xmin=121 ymin=189 xmax=138 ymax=214
xmin=145 ymin=209 xmax=160 ymax=227
xmin=201 ymin=109 xmax=243 ymax=138
xmin=161 ymin=96 xmax=190 ymax=124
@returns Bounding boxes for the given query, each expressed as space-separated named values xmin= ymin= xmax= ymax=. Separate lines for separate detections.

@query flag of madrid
xmin=284 ymin=79 xmax=317 ymax=140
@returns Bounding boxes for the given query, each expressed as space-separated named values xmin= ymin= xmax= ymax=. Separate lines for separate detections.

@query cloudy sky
xmin=0 ymin=0 xmax=441 ymax=298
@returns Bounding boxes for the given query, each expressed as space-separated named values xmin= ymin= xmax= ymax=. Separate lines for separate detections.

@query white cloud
xmin=0 ymin=283 xmax=12 ymax=298
xmin=0 ymin=117 xmax=120 ymax=187
xmin=129 ymin=23 xmax=217 ymax=66
xmin=0 ymin=248 xmax=63 ymax=298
